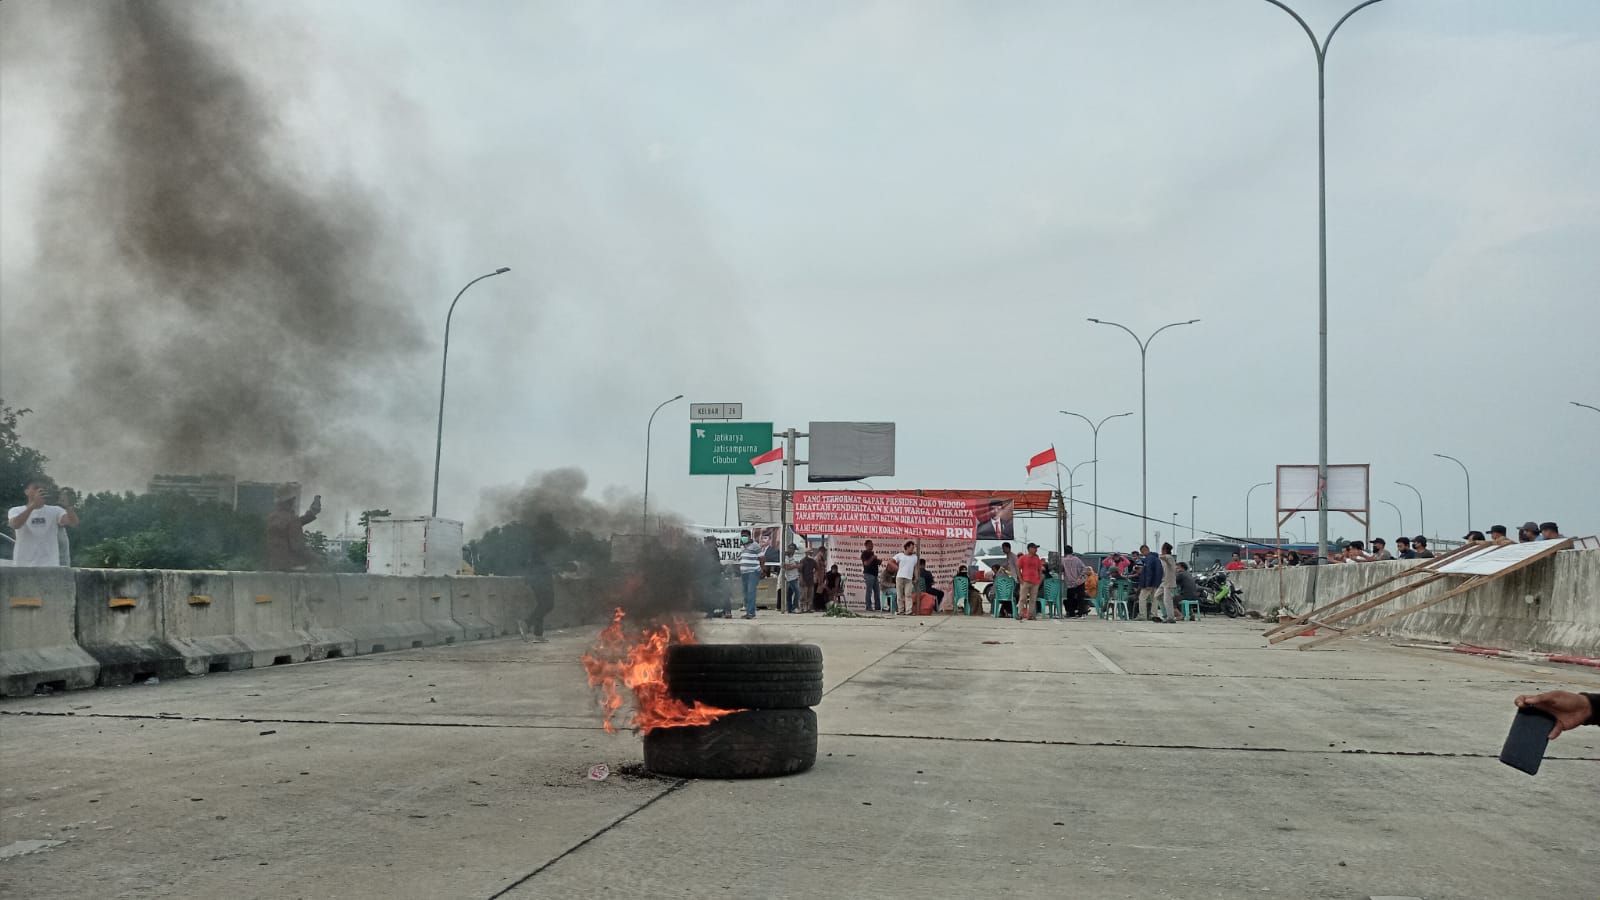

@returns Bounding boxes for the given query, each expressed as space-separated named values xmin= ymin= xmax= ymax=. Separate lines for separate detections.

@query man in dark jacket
xmin=1136 ymin=544 xmax=1166 ymax=621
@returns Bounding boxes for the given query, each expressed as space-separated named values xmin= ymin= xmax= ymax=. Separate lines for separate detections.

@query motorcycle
xmin=1195 ymin=568 xmax=1247 ymax=618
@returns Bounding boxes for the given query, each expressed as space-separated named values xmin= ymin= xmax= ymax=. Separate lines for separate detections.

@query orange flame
xmin=580 ymin=607 xmax=742 ymax=734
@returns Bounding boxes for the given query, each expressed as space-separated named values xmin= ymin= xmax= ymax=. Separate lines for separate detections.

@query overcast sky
xmin=2 ymin=0 xmax=1596 ymax=548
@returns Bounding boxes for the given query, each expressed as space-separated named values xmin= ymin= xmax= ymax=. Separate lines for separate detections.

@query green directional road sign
xmin=689 ymin=422 xmax=773 ymax=475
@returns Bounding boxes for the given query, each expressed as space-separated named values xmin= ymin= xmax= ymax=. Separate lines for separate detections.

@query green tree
xmin=0 ymin=402 xmax=51 ymax=504
xmin=345 ymin=508 xmax=390 ymax=569
xmin=74 ymin=491 xmax=268 ymax=570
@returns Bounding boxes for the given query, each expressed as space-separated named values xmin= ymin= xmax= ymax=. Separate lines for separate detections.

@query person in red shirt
xmin=1224 ymin=552 xmax=1246 ymax=572
xmin=1015 ymin=543 xmax=1045 ymax=620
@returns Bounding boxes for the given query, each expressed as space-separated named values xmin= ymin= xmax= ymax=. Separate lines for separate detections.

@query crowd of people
xmin=1214 ymin=520 xmax=1568 ymax=569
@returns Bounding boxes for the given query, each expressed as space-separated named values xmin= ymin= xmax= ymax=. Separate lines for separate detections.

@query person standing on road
xmin=1224 ymin=553 xmax=1246 ymax=572
xmin=1540 ymin=522 xmax=1564 ymax=540
xmin=783 ymin=544 xmax=803 ymax=613
xmin=1137 ymin=544 xmax=1167 ymax=622
xmin=1412 ymin=535 xmax=1435 ymax=559
xmin=1001 ymin=542 xmax=1019 ymax=584
xmin=1368 ymin=538 xmax=1394 ymax=561
xmin=737 ymin=530 xmax=764 ymax=619
xmin=701 ymin=536 xmax=728 ymax=619
xmin=266 ymin=485 xmax=321 ymax=571
xmin=7 ymin=479 xmax=79 ymax=567
xmin=798 ymin=548 xmax=820 ymax=614
xmin=1016 ymin=543 xmax=1044 ymax=620
xmin=1159 ymin=543 xmax=1180 ymax=620
xmin=1059 ymin=545 xmax=1089 ymax=618
xmin=893 ymin=541 xmax=920 ymax=616
xmin=861 ymin=540 xmax=882 ymax=612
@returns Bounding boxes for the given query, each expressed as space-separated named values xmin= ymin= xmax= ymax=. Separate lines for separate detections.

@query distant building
xmin=145 ymin=474 xmax=299 ymax=518
xmin=236 ymin=481 xmax=295 ymax=519
xmin=147 ymin=473 xmax=237 ymax=507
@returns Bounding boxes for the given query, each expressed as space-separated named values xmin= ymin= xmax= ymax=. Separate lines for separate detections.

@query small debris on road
xmin=258 ymin=730 xmax=276 ymax=736
xmin=587 ymin=764 xmax=610 ymax=781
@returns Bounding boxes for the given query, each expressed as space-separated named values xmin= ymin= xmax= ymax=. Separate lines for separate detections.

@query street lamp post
xmin=431 ymin=267 xmax=511 ymax=518
xmin=1084 ymin=319 xmax=1199 ymax=545
xmin=1245 ymin=481 xmax=1271 ymax=544
xmin=1060 ymin=460 xmax=1092 ymax=548
xmin=1261 ymin=0 xmax=1390 ymax=564
xmin=1394 ymin=481 xmax=1426 ymax=541
xmin=1433 ymin=453 xmax=1472 ymax=534
xmin=1059 ymin=410 xmax=1132 ymax=552
xmin=1378 ymin=499 xmax=1403 ymax=538
xmin=641 ymin=394 xmax=684 ymax=533
xmin=1299 ymin=516 xmax=1308 ymax=543
xmin=1190 ymin=495 xmax=1198 ymax=540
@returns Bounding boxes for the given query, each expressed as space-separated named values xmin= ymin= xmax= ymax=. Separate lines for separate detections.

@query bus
xmin=1173 ymin=540 xmax=1244 ymax=572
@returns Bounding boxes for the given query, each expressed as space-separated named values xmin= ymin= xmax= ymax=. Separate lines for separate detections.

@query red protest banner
xmin=793 ymin=491 xmax=1003 ymax=539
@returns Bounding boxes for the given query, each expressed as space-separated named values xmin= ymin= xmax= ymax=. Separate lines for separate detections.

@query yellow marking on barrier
xmin=254 ymin=594 xmax=273 ymax=604
xmin=188 ymin=595 xmax=212 ymax=606
xmin=430 ymin=593 xmax=444 ymax=601
xmin=10 ymin=597 xmax=42 ymax=608
xmin=354 ymin=595 xmax=370 ymax=602
xmin=109 ymin=597 xmax=137 ymax=608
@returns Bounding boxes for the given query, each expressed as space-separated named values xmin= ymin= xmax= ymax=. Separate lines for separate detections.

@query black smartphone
xmin=1500 ymin=706 xmax=1556 ymax=775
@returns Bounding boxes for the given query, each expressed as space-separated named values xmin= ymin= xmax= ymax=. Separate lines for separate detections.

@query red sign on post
xmin=793 ymin=492 xmax=1011 ymax=539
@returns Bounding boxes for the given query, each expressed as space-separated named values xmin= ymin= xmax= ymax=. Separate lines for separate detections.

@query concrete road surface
xmin=2 ymin=614 xmax=1596 ymax=899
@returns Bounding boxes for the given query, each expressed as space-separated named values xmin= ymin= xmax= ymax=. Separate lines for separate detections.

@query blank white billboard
xmin=1276 ymin=464 xmax=1369 ymax=512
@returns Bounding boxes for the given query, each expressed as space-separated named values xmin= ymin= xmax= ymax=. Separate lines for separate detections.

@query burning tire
xmin=665 ymin=642 xmax=824 ymax=710
xmin=643 ymin=708 xmax=818 ymax=779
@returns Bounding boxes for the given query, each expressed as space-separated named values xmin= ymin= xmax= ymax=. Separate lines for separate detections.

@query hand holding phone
xmin=1500 ymin=707 xmax=1556 ymax=775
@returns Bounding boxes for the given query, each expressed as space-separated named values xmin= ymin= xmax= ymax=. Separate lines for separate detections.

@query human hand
xmin=309 ymin=495 xmax=322 ymax=515
xmin=1514 ymin=691 xmax=1594 ymax=739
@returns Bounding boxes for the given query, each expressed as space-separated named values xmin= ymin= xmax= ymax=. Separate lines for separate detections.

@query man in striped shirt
xmin=738 ymin=530 xmax=765 ymax=619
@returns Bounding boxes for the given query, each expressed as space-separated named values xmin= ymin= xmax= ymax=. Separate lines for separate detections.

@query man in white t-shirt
xmin=892 ymin=540 xmax=919 ymax=616
xmin=7 ymin=479 xmax=80 ymax=567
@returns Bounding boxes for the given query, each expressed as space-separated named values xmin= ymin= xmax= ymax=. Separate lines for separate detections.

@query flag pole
xmin=1052 ymin=446 xmax=1066 ymax=553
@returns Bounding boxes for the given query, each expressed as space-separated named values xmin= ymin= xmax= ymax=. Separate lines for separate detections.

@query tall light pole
xmin=1245 ymin=481 xmax=1271 ymax=543
xmin=1084 ymin=318 xmax=1199 ymax=545
xmin=1190 ymin=495 xmax=1198 ymax=540
xmin=1059 ymin=460 xmax=1092 ymax=547
xmin=1059 ymin=410 xmax=1132 ymax=552
xmin=1298 ymin=516 xmax=1308 ymax=542
xmin=1261 ymin=0 xmax=1390 ymax=564
xmin=641 ymin=394 xmax=684 ymax=533
xmin=431 ymin=267 xmax=511 ymax=517
xmin=1573 ymin=401 xmax=1600 ymax=414
xmin=1378 ymin=499 xmax=1403 ymax=538
xmin=1394 ymin=481 xmax=1425 ymax=541
xmin=1433 ymin=453 xmax=1471 ymax=534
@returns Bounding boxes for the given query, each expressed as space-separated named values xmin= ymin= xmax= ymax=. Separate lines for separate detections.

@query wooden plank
xmin=1267 ymin=572 xmax=1452 ymax=644
xmin=1262 ymin=542 xmax=1484 ymax=639
xmin=1298 ymin=540 xmax=1572 ymax=650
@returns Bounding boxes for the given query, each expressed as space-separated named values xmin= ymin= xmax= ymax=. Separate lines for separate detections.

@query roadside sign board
xmin=689 ymin=422 xmax=773 ymax=475
xmin=690 ymin=402 xmax=744 ymax=420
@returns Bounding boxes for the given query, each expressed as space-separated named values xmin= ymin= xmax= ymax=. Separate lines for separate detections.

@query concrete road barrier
xmin=227 ymin=572 xmax=335 ymax=666
xmin=295 ymin=576 xmax=359 ymax=659
xmin=445 ymin=578 xmax=497 ymax=640
xmin=160 ymin=570 xmax=255 ymax=677
xmin=74 ymin=568 xmax=188 ymax=686
xmin=417 ymin=577 xmax=465 ymax=645
xmin=0 ymin=567 xmax=99 ymax=697
xmin=326 ymin=574 xmax=437 ymax=654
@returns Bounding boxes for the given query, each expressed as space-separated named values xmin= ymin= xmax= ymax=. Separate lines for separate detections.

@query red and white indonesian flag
xmin=1025 ymin=447 xmax=1057 ymax=483
xmin=751 ymin=446 xmax=784 ymax=477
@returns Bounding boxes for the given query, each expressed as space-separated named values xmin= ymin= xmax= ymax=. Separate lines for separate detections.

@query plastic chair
xmin=1039 ymin=578 xmax=1063 ymax=619
xmin=1179 ymin=594 xmax=1203 ymax=621
xmin=952 ymin=576 xmax=971 ymax=615
xmin=883 ymin=585 xmax=897 ymax=614
xmin=1105 ymin=580 xmax=1130 ymax=620
xmin=991 ymin=577 xmax=1017 ymax=619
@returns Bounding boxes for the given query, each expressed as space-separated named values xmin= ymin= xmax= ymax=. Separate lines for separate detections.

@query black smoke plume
xmin=1 ymin=1 xmax=425 ymax=497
